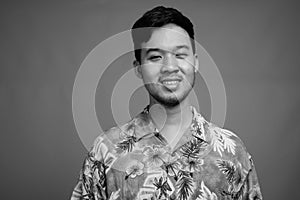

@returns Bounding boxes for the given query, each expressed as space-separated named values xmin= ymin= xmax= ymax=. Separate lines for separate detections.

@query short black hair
xmin=131 ymin=6 xmax=195 ymax=63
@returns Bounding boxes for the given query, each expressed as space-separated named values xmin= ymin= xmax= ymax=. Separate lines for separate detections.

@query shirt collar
xmin=138 ymin=105 xmax=208 ymax=144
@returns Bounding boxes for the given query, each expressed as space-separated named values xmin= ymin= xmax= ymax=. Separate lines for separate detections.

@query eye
xmin=148 ymin=55 xmax=162 ymax=61
xmin=175 ymin=53 xmax=188 ymax=59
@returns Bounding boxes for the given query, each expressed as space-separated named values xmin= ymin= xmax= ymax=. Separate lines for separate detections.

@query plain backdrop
xmin=1 ymin=0 xmax=299 ymax=199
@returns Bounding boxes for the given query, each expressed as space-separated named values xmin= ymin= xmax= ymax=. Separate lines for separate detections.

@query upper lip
xmin=160 ymin=77 xmax=182 ymax=82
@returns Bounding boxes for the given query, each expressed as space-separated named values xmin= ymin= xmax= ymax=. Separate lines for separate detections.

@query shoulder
xmin=89 ymin=116 xmax=140 ymax=156
xmin=202 ymin=122 xmax=262 ymax=199
xmin=204 ymin=121 xmax=253 ymax=171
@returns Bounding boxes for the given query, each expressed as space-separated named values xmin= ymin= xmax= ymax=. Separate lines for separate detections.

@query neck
xmin=148 ymin=96 xmax=192 ymax=131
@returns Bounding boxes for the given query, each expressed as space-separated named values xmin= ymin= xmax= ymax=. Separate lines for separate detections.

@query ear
xmin=133 ymin=60 xmax=143 ymax=79
xmin=193 ymin=54 xmax=199 ymax=72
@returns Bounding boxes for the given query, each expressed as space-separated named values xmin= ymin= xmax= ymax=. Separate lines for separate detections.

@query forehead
xmin=141 ymin=24 xmax=192 ymax=52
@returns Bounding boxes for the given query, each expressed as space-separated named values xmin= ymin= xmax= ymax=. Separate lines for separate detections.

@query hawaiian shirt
xmin=71 ymin=105 xmax=262 ymax=200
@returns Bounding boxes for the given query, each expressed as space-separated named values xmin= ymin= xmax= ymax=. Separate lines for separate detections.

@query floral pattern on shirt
xmin=71 ymin=106 xmax=262 ymax=200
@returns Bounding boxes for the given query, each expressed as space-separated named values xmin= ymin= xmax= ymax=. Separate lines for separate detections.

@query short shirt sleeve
xmin=71 ymin=134 xmax=116 ymax=200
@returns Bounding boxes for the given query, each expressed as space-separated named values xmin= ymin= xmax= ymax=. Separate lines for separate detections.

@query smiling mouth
xmin=161 ymin=80 xmax=181 ymax=90
xmin=162 ymin=80 xmax=179 ymax=85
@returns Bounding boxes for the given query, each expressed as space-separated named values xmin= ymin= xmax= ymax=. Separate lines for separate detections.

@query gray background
xmin=1 ymin=0 xmax=299 ymax=199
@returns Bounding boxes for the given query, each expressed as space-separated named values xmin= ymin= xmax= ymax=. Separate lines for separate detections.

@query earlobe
xmin=133 ymin=60 xmax=142 ymax=79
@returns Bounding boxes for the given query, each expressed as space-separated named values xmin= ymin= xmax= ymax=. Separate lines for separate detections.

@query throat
xmin=148 ymin=102 xmax=193 ymax=148
xmin=159 ymin=125 xmax=189 ymax=148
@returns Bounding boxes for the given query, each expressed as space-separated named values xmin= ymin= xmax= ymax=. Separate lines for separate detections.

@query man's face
xmin=135 ymin=24 xmax=198 ymax=107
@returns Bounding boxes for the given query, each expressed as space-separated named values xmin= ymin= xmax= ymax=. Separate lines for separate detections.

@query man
xmin=71 ymin=6 xmax=262 ymax=200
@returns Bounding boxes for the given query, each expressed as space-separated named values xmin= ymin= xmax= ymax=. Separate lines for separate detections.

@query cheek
xmin=179 ymin=58 xmax=196 ymax=71
xmin=141 ymin=66 xmax=160 ymax=81
xmin=182 ymin=67 xmax=195 ymax=85
xmin=181 ymin=64 xmax=195 ymax=77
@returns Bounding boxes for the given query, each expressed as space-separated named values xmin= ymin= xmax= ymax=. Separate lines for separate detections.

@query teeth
xmin=163 ymin=81 xmax=178 ymax=85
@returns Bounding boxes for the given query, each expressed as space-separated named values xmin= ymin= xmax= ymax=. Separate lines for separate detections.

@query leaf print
xmin=92 ymin=151 xmax=116 ymax=173
xmin=221 ymin=128 xmax=237 ymax=137
xmin=93 ymin=161 xmax=109 ymax=198
xmin=180 ymin=138 xmax=207 ymax=160
xmin=191 ymin=117 xmax=203 ymax=135
xmin=216 ymin=159 xmax=244 ymax=197
xmin=82 ymin=174 xmax=94 ymax=199
xmin=115 ymin=135 xmax=137 ymax=153
xmin=232 ymin=163 xmax=243 ymax=189
xmin=125 ymin=160 xmax=144 ymax=179
xmin=109 ymin=189 xmax=120 ymax=200
xmin=81 ymin=138 xmax=118 ymax=200
xmin=216 ymin=159 xmax=236 ymax=184
xmin=210 ymin=126 xmax=236 ymax=157
xmin=153 ymin=176 xmax=172 ymax=199
xmin=161 ymin=154 xmax=180 ymax=180
xmin=196 ymin=181 xmax=218 ymax=200
xmin=192 ymin=133 xmax=206 ymax=144
xmin=210 ymin=131 xmax=224 ymax=157
xmin=179 ymin=156 xmax=204 ymax=173
xmin=231 ymin=170 xmax=249 ymax=200
xmin=191 ymin=117 xmax=205 ymax=139
xmin=176 ymin=170 xmax=195 ymax=200
xmin=80 ymin=159 xmax=105 ymax=199
xmin=221 ymin=129 xmax=237 ymax=155
xmin=222 ymin=135 xmax=236 ymax=155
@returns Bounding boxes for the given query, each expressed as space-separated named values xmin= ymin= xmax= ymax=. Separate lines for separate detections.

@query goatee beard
xmin=150 ymin=92 xmax=181 ymax=107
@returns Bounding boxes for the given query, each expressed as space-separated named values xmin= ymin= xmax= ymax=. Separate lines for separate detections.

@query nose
xmin=161 ymin=53 xmax=179 ymax=73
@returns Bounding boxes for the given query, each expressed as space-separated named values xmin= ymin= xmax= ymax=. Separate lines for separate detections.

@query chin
xmin=157 ymin=98 xmax=180 ymax=107
xmin=151 ymin=92 xmax=187 ymax=107
xmin=145 ymin=84 xmax=191 ymax=106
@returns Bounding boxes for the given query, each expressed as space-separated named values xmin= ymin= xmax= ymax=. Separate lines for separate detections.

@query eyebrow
xmin=144 ymin=45 xmax=190 ymax=55
xmin=174 ymin=45 xmax=190 ymax=51
xmin=145 ymin=48 xmax=162 ymax=55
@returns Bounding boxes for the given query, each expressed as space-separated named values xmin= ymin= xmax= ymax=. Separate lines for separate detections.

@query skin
xmin=134 ymin=24 xmax=199 ymax=147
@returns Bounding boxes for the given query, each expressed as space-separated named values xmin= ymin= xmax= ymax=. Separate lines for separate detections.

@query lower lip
xmin=161 ymin=81 xmax=180 ymax=90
